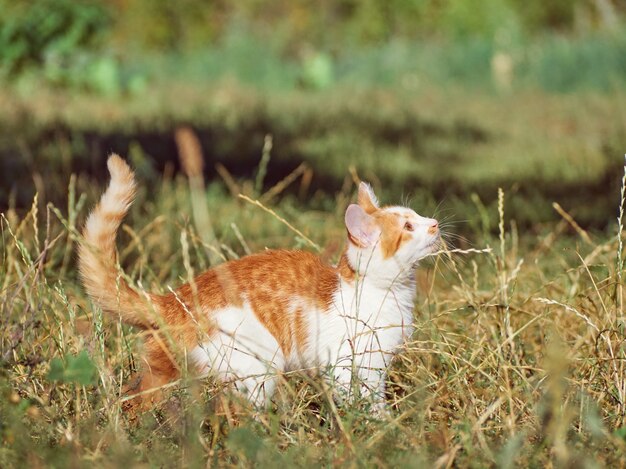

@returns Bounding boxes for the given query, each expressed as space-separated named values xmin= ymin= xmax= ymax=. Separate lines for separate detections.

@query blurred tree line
xmin=0 ymin=0 xmax=625 ymax=93
xmin=110 ymin=0 xmax=624 ymax=48
xmin=2 ymin=0 xmax=624 ymax=56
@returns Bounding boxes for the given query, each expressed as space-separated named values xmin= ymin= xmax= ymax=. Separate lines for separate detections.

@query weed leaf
xmin=47 ymin=351 xmax=96 ymax=386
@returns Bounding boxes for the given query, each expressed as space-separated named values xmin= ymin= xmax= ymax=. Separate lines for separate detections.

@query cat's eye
xmin=404 ymin=221 xmax=414 ymax=232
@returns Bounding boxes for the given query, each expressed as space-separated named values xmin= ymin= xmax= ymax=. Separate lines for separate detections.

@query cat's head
xmin=344 ymin=182 xmax=439 ymax=284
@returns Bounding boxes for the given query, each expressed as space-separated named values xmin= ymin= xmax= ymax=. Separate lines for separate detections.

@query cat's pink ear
xmin=345 ymin=204 xmax=380 ymax=248
xmin=358 ymin=182 xmax=379 ymax=214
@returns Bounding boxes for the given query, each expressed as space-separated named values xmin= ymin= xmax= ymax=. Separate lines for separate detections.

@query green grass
xmin=104 ymin=27 xmax=626 ymax=93
xmin=1 ymin=82 xmax=625 ymax=231
xmin=2 ymin=160 xmax=626 ymax=467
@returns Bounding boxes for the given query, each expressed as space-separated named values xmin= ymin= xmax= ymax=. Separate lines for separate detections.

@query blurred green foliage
xmin=2 ymin=0 xmax=625 ymax=94
xmin=0 ymin=0 xmax=147 ymax=95
xmin=108 ymin=0 xmax=599 ymax=49
xmin=1 ymin=81 xmax=623 ymax=230
xmin=0 ymin=0 xmax=110 ymax=76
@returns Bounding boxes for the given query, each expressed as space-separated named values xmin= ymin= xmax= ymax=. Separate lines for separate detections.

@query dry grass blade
xmin=3 ymin=146 xmax=626 ymax=467
xmin=426 ymin=247 xmax=493 ymax=258
xmin=175 ymin=126 xmax=222 ymax=265
xmin=616 ymin=155 xmax=626 ymax=316
xmin=238 ymin=194 xmax=322 ymax=252
xmin=260 ymin=162 xmax=309 ymax=203
xmin=215 ymin=162 xmax=241 ymax=198
xmin=535 ymin=298 xmax=599 ymax=332
xmin=553 ymin=202 xmax=593 ymax=245
xmin=176 ymin=126 xmax=203 ymax=178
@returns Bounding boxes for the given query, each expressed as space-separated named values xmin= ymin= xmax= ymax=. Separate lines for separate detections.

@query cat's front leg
xmin=329 ymin=368 xmax=389 ymax=418
xmin=329 ymin=349 xmax=390 ymax=414
xmin=360 ymin=371 xmax=390 ymax=418
xmin=356 ymin=360 xmax=389 ymax=416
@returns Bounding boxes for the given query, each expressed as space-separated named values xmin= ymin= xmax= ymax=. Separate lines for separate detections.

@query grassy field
xmin=2 ymin=82 xmax=625 ymax=231
xmin=4 ymin=2 xmax=626 ymax=465
xmin=2 ymin=146 xmax=626 ymax=466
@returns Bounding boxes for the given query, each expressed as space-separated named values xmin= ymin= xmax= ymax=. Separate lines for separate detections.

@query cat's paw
xmin=370 ymin=401 xmax=391 ymax=420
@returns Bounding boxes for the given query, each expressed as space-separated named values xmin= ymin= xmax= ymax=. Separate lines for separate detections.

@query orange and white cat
xmin=78 ymin=155 xmax=440 ymax=412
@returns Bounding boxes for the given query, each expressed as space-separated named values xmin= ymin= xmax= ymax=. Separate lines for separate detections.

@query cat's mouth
xmin=411 ymin=238 xmax=441 ymax=264
xmin=425 ymin=236 xmax=441 ymax=252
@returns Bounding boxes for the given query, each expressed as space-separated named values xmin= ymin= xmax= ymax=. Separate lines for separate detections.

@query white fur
xmin=190 ymin=301 xmax=285 ymax=406
xmin=84 ymin=178 xmax=133 ymax=237
xmin=189 ymin=270 xmax=416 ymax=408
xmin=303 ymin=272 xmax=416 ymax=404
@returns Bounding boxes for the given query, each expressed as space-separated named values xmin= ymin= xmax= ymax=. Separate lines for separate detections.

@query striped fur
xmin=78 ymin=154 xmax=157 ymax=328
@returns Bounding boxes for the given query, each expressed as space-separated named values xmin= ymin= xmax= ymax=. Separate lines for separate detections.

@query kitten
xmin=78 ymin=154 xmax=440 ymax=413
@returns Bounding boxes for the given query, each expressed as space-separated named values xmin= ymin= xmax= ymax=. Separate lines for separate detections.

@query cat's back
xmin=225 ymin=249 xmax=337 ymax=295
xmin=176 ymin=249 xmax=339 ymax=314
xmin=175 ymin=249 xmax=340 ymax=358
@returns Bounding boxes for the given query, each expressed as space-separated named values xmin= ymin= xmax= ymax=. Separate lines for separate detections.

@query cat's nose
xmin=427 ymin=220 xmax=439 ymax=235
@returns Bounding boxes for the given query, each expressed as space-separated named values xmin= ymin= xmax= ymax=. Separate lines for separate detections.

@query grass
xmin=2 ymin=149 xmax=626 ymax=467
xmin=109 ymin=27 xmax=626 ymax=93
xmin=2 ymin=81 xmax=625 ymax=231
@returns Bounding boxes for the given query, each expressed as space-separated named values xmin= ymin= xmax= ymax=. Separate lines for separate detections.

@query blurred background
xmin=4 ymin=5 xmax=626 ymax=464
xmin=1 ymin=0 xmax=626 ymax=231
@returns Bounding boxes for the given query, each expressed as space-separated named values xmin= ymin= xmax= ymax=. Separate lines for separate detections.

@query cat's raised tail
xmin=78 ymin=154 xmax=158 ymax=329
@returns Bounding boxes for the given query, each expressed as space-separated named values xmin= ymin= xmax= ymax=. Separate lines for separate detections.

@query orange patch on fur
xmin=336 ymin=251 xmax=356 ymax=281
xmin=167 ymin=250 xmax=340 ymax=358
xmin=370 ymin=211 xmax=410 ymax=259
xmin=120 ymin=249 xmax=345 ymax=409
xmin=294 ymin=307 xmax=308 ymax=355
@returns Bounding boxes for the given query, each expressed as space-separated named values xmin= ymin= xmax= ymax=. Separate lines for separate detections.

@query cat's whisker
xmin=439 ymin=219 xmax=469 ymax=228
xmin=431 ymin=199 xmax=448 ymax=220
xmin=441 ymin=232 xmax=471 ymax=248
